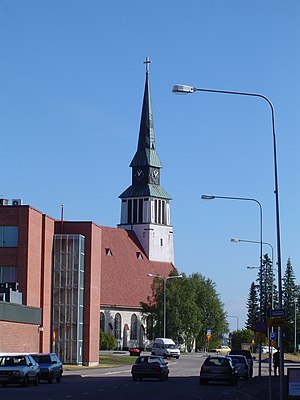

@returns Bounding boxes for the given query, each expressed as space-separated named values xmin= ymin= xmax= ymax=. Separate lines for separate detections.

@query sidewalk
xmin=236 ymin=375 xmax=283 ymax=400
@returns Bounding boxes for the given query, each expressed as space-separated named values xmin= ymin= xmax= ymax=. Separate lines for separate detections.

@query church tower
xmin=118 ymin=58 xmax=174 ymax=263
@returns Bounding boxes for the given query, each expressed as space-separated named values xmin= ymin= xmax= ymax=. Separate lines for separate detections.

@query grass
xmin=64 ymin=353 xmax=136 ymax=370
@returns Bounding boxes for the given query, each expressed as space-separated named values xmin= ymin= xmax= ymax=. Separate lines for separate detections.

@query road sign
xmin=270 ymin=309 xmax=286 ymax=318
xmin=270 ymin=332 xmax=277 ymax=341
xmin=267 ymin=317 xmax=287 ymax=327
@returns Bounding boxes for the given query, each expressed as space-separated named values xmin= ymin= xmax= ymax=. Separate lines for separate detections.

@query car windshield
xmin=165 ymin=344 xmax=176 ymax=349
xmin=136 ymin=356 xmax=162 ymax=365
xmin=0 ymin=356 xmax=26 ymax=366
xmin=32 ymin=355 xmax=51 ymax=364
xmin=205 ymin=358 xmax=229 ymax=366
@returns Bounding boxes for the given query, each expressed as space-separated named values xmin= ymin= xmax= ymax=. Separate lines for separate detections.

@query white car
xmin=261 ymin=346 xmax=276 ymax=354
xmin=0 ymin=354 xmax=40 ymax=387
xmin=215 ymin=345 xmax=231 ymax=354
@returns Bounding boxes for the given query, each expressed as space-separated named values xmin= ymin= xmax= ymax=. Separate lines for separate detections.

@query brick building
xmin=0 ymin=59 xmax=175 ymax=365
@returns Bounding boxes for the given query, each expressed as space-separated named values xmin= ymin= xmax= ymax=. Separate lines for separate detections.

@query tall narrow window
xmin=158 ymin=200 xmax=162 ymax=224
xmin=154 ymin=200 xmax=158 ymax=223
xmin=162 ymin=201 xmax=165 ymax=224
xmin=130 ymin=314 xmax=138 ymax=340
xmin=114 ymin=313 xmax=122 ymax=340
xmin=127 ymin=200 xmax=132 ymax=224
xmin=138 ymin=199 xmax=143 ymax=223
xmin=100 ymin=312 xmax=105 ymax=332
xmin=133 ymin=199 xmax=138 ymax=223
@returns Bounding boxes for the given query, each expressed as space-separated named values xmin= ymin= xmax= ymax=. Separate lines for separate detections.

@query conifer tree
xmin=245 ymin=282 xmax=259 ymax=329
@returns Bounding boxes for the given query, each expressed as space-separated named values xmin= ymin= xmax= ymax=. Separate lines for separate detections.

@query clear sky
xmin=1 ymin=0 xmax=299 ymax=333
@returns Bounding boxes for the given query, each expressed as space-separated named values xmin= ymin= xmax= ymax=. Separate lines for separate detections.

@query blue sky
xmin=1 ymin=0 xmax=299 ymax=333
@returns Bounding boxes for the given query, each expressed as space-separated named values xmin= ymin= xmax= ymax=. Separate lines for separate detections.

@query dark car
xmin=0 ymin=354 xmax=40 ymax=387
xmin=227 ymin=354 xmax=250 ymax=380
xmin=199 ymin=355 xmax=238 ymax=385
xmin=131 ymin=355 xmax=169 ymax=381
xmin=229 ymin=349 xmax=253 ymax=378
xmin=31 ymin=353 xmax=63 ymax=383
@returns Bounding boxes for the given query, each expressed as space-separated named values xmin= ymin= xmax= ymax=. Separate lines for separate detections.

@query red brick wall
xmin=0 ymin=321 xmax=39 ymax=353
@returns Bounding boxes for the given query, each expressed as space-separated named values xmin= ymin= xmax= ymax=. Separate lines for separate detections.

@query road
xmin=0 ymin=352 xmax=296 ymax=400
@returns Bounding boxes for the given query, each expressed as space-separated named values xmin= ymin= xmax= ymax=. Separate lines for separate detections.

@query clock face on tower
xmin=149 ymin=168 xmax=159 ymax=185
xmin=135 ymin=168 xmax=145 ymax=181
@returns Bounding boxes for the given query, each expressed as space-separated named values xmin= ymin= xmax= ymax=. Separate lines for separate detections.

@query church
xmin=0 ymin=59 xmax=175 ymax=365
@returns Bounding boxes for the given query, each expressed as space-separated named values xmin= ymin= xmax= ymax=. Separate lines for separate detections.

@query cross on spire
xmin=144 ymin=57 xmax=152 ymax=74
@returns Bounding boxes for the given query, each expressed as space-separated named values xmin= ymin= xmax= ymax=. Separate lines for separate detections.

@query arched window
xmin=130 ymin=314 xmax=138 ymax=340
xmin=114 ymin=313 xmax=122 ymax=340
xmin=100 ymin=312 xmax=105 ymax=332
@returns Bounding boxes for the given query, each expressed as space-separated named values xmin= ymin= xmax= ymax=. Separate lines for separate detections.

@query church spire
xmin=130 ymin=57 xmax=162 ymax=169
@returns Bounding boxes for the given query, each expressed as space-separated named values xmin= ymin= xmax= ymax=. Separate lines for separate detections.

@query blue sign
xmin=270 ymin=332 xmax=277 ymax=341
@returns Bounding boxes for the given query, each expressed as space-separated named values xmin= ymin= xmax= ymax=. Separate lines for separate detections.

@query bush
xmin=100 ymin=330 xmax=117 ymax=350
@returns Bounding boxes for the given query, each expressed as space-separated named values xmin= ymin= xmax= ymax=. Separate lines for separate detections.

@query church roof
xmin=100 ymin=226 xmax=174 ymax=308
xmin=119 ymin=183 xmax=171 ymax=200
xmin=130 ymin=61 xmax=162 ymax=169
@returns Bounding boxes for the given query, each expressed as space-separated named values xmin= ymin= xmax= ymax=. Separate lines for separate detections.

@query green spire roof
xmin=129 ymin=69 xmax=162 ymax=168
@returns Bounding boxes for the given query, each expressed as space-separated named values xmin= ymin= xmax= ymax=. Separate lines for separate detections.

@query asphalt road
xmin=0 ymin=352 xmax=293 ymax=400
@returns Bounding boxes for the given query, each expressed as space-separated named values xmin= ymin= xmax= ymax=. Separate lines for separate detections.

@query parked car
xmin=129 ymin=348 xmax=141 ymax=356
xmin=131 ymin=355 xmax=169 ymax=381
xmin=0 ymin=354 xmax=40 ymax=387
xmin=215 ymin=345 xmax=231 ymax=355
xmin=31 ymin=353 xmax=63 ymax=383
xmin=227 ymin=354 xmax=250 ymax=380
xmin=199 ymin=355 xmax=238 ymax=385
xmin=229 ymin=349 xmax=253 ymax=378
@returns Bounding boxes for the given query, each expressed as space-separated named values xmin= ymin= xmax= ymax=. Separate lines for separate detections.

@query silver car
xmin=0 ymin=354 xmax=40 ymax=387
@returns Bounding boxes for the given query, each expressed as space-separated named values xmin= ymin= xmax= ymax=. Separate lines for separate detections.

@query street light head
xmin=201 ymin=194 xmax=215 ymax=200
xmin=246 ymin=266 xmax=257 ymax=269
xmin=147 ymin=273 xmax=153 ymax=277
xmin=172 ymin=84 xmax=197 ymax=95
xmin=231 ymin=238 xmax=240 ymax=243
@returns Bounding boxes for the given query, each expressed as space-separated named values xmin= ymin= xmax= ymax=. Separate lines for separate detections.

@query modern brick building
xmin=0 ymin=59 xmax=175 ymax=365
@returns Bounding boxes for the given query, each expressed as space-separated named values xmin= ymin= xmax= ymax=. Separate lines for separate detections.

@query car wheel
xmin=132 ymin=375 xmax=137 ymax=381
xmin=56 ymin=373 xmax=62 ymax=383
xmin=48 ymin=373 xmax=53 ymax=384
xmin=22 ymin=375 xmax=29 ymax=387
xmin=199 ymin=378 xmax=206 ymax=385
xmin=164 ymin=373 xmax=169 ymax=381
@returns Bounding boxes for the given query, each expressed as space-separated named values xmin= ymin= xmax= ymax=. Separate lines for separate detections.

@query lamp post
xmin=173 ymin=84 xmax=283 ymax=396
xmin=201 ymin=194 xmax=263 ymax=376
xmin=228 ymin=315 xmax=239 ymax=331
xmin=294 ymin=299 xmax=297 ymax=353
xmin=232 ymin=238 xmax=275 ymax=309
xmin=147 ymin=273 xmax=182 ymax=338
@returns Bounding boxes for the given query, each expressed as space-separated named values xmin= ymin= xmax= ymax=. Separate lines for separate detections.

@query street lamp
xmin=232 ymin=238 xmax=275 ymax=308
xmin=201 ymin=194 xmax=263 ymax=376
xmin=173 ymin=84 xmax=283 ymax=396
xmin=147 ymin=273 xmax=182 ymax=338
xmin=228 ymin=315 xmax=239 ymax=331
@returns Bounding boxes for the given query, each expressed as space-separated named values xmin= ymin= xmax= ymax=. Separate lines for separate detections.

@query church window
xmin=154 ymin=200 xmax=158 ymax=223
xmin=128 ymin=200 xmax=132 ymax=223
xmin=114 ymin=313 xmax=122 ymax=340
xmin=130 ymin=314 xmax=138 ymax=340
xmin=138 ymin=199 xmax=143 ymax=223
xmin=100 ymin=312 xmax=105 ymax=332
xmin=158 ymin=200 xmax=162 ymax=224
xmin=162 ymin=201 xmax=165 ymax=224
xmin=133 ymin=199 xmax=138 ymax=223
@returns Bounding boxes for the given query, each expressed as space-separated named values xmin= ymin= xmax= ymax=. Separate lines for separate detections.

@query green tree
xmin=141 ymin=271 xmax=228 ymax=351
xmin=100 ymin=330 xmax=117 ymax=350
xmin=283 ymin=258 xmax=297 ymax=352
xmin=231 ymin=329 xmax=254 ymax=350
xmin=245 ymin=282 xmax=259 ymax=329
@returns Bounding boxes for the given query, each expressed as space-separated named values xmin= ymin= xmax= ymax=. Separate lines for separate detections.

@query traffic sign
xmin=270 ymin=332 xmax=277 ymax=341
xmin=270 ymin=309 xmax=286 ymax=318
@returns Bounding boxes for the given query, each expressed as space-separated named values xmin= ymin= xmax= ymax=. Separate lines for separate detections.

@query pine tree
xmin=245 ymin=282 xmax=259 ymax=329
xmin=283 ymin=258 xmax=297 ymax=351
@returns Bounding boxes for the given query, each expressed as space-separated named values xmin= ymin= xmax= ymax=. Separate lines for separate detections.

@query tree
xmin=231 ymin=329 xmax=254 ymax=350
xmin=141 ymin=271 xmax=228 ymax=351
xmin=283 ymin=258 xmax=297 ymax=351
xmin=245 ymin=282 xmax=259 ymax=329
